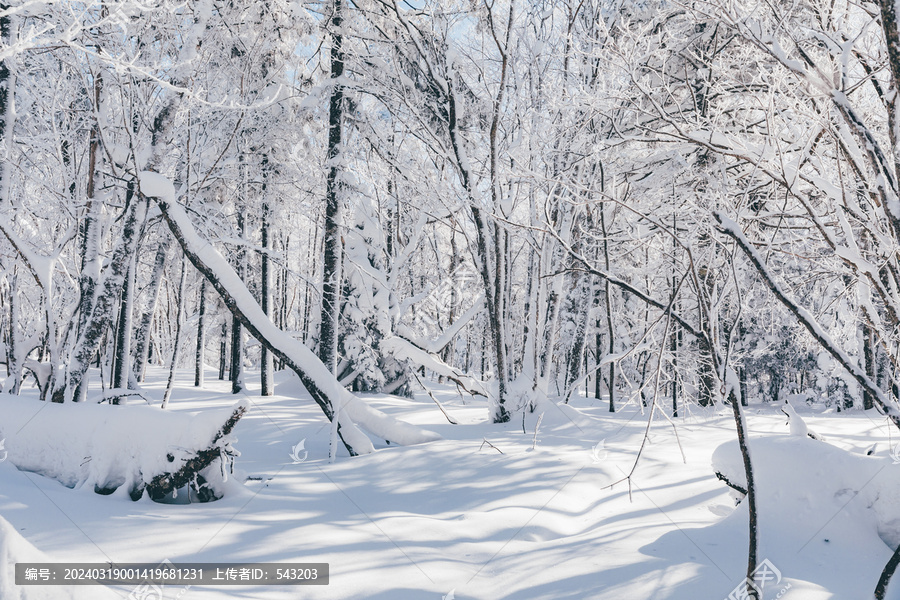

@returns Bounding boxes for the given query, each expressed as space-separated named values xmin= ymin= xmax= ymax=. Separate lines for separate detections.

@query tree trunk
xmin=142 ymin=403 xmax=247 ymax=501
xmin=155 ymin=196 xmax=440 ymax=456
xmin=566 ymin=271 xmax=594 ymax=392
xmin=133 ymin=237 xmax=171 ymax=382
xmin=600 ymin=206 xmax=616 ymax=412
xmin=863 ymin=323 xmax=876 ymax=410
xmin=0 ymin=4 xmax=14 ymax=211
xmin=51 ymin=195 xmax=147 ymax=403
xmin=194 ymin=279 xmax=207 ymax=387
xmin=112 ymin=254 xmax=136 ymax=397
xmin=318 ymin=0 xmax=345 ymax=374
xmin=162 ymin=255 xmax=187 ymax=409
xmin=218 ymin=319 xmax=227 ymax=381
xmin=261 ymin=200 xmax=273 ymax=396
xmin=231 ymin=211 xmax=245 ymax=394
xmin=75 ymin=60 xmax=104 ymax=401
xmin=5 ymin=267 xmax=21 ymax=395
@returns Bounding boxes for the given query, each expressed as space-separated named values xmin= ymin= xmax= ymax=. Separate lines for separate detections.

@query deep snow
xmin=1 ymin=366 xmax=899 ymax=599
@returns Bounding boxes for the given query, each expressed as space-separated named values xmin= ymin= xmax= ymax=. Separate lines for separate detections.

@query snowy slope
xmin=1 ymin=366 xmax=898 ymax=599
xmin=0 ymin=462 xmax=118 ymax=600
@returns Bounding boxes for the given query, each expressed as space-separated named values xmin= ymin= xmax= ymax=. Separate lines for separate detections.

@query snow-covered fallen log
xmin=0 ymin=396 xmax=246 ymax=501
xmin=151 ymin=178 xmax=440 ymax=455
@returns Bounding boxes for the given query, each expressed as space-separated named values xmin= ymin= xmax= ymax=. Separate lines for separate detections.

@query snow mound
xmin=713 ymin=436 xmax=899 ymax=572
xmin=0 ymin=504 xmax=117 ymax=600
xmin=0 ymin=396 xmax=245 ymax=498
xmin=1 ymin=511 xmax=66 ymax=599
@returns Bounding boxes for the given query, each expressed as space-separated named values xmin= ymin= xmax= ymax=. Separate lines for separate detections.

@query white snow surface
xmin=2 ymin=366 xmax=900 ymax=599
xmin=0 ymin=471 xmax=117 ymax=599
xmin=138 ymin=171 xmax=177 ymax=200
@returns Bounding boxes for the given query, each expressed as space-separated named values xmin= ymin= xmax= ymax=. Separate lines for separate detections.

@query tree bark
xmin=142 ymin=403 xmax=247 ymax=501
xmin=231 ymin=211 xmax=245 ymax=394
xmin=600 ymin=206 xmax=616 ymax=412
xmin=5 ymin=267 xmax=21 ymax=395
xmin=319 ymin=0 xmax=345 ymax=375
xmin=218 ymin=319 xmax=227 ymax=381
xmin=195 ymin=279 xmax=207 ymax=387
xmin=261 ymin=200 xmax=273 ymax=396
xmin=112 ymin=254 xmax=136 ymax=397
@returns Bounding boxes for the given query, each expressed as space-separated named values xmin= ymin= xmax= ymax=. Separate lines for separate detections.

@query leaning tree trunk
xmin=154 ymin=194 xmax=440 ymax=456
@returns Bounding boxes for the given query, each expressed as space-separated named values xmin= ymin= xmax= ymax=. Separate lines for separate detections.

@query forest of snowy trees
xmin=7 ymin=0 xmax=900 ymax=596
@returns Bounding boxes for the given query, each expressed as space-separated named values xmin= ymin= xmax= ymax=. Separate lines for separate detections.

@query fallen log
xmin=142 ymin=403 xmax=246 ymax=501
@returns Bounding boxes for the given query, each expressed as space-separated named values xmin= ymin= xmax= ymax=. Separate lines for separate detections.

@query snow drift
xmin=0 ymin=396 xmax=245 ymax=499
xmin=712 ymin=435 xmax=900 ymax=596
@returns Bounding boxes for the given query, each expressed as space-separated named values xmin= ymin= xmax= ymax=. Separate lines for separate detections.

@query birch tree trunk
xmin=112 ymin=255 xmax=136 ymax=397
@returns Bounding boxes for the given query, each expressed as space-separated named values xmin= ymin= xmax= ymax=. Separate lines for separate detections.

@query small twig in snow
xmin=532 ymin=412 xmax=544 ymax=450
xmin=479 ymin=438 xmax=503 ymax=454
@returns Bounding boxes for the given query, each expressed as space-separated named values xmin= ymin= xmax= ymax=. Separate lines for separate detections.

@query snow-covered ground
xmin=1 ymin=367 xmax=898 ymax=599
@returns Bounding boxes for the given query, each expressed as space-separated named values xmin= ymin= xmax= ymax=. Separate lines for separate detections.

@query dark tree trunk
xmin=566 ymin=271 xmax=593 ymax=392
xmin=5 ymin=267 xmax=21 ymax=395
xmin=600 ymin=206 xmax=616 ymax=412
xmin=230 ymin=314 xmax=243 ymax=393
xmin=261 ymin=200 xmax=273 ymax=396
xmin=218 ymin=320 xmax=227 ymax=381
xmin=318 ymin=0 xmax=345 ymax=374
xmin=140 ymin=403 xmax=247 ymax=501
xmin=195 ymin=279 xmax=207 ymax=387
xmin=231 ymin=211 xmax=245 ymax=394
xmin=863 ymin=324 xmax=876 ymax=410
